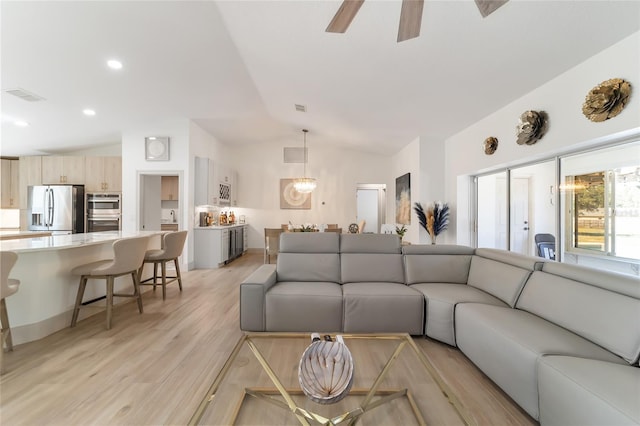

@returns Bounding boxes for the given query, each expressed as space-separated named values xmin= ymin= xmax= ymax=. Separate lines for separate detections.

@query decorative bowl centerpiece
xmin=298 ymin=334 xmax=354 ymax=405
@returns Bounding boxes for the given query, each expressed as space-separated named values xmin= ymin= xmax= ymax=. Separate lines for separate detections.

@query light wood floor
xmin=0 ymin=253 xmax=536 ymax=425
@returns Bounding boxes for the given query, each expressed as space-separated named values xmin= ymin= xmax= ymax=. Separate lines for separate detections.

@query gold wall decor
xmin=582 ymin=78 xmax=632 ymax=122
xmin=484 ymin=137 xmax=499 ymax=155
xmin=516 ymin=110 xmax=548 ymax=145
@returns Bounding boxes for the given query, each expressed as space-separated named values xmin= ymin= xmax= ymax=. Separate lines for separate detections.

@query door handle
xmin=523 ymin=227 xmax=529 ymax=230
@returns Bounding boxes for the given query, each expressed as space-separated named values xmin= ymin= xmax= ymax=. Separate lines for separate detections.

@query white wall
xmin=388 ymin=136 xmax=447 ymax=244
xmin=390 ymin=138 xmax=421 ymax=243
xmin=445 ymin=31 xmax=640 ymax=245
xmin=121 ymin=119 xmax=191 ymax=263
xmin=232 ymin=138 xmax=390 ymax=249
xmin=443 ymin=31 xmax=640 ymax=274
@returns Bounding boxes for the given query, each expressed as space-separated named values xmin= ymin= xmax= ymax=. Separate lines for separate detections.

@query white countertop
xmin=195 ymin=224 xmax=246 ymax=230
xmin=0 ymin=230 xmax=163 ymax=253
xmin=0 ymin=230 xmax=52 ymax=240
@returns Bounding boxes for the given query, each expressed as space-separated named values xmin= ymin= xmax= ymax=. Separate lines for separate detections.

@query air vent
xmin=5 ymin=88 xmax=46 ymax=102
xmin=294 ymin=104 xmax=306 ymax=112
xmin=284 ymin=147 xmax=306 ymax=163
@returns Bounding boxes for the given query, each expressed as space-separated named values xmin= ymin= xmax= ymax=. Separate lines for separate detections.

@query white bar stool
xmin=70 ymin=236 xmax=149 ymax=330
xmin=139 ymin=231 xmax=188 ymax=300
xmin=1 ymin=251 xmax=20 ymax=374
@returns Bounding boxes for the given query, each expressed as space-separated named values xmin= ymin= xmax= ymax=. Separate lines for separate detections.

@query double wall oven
xmin=86 ymin=193 xmax=121 ymax=232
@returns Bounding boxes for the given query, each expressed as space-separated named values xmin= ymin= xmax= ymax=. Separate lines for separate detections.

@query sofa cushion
xmin=404 ymin=253 xmax=473 ymax=285
xmin=340 ymin=233 xmax=401 ymax=254
xmin=410 ymin=283 xmax=507 ymax=346
xmin=455 ymin=303 xmax=626 ymax=420
xmin=517 ymin=266 xmax=640 ymax=364
xmin=342 ymin=282 xmax=423 ymax=334
xmin=402 ymin=244 xmax=475 ymax=256
xmin=277 ymin=253 xmax=340 ymax=283
xmin=279 ymin=232 xmax=340 ymax=253
xmin=538 ymin=356 xmax=640 ymax=426
xmin=467 ymin=249 xmax=540 ymax=307
xmin=341 ymin=253 xmax=404 ymax=284
xmin=265 ymin=281 xmax=342 ymax=332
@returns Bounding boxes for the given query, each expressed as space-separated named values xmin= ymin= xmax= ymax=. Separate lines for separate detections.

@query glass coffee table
xmin=189 ymin=332 xmax=474 ymax=425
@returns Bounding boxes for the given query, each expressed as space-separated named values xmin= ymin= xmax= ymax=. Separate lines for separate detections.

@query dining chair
xmin=70 ymin=236 xmax=149 ymax=330
xmin=264 ymin=228 xmax=283 ymax=264
xmin=1 ymin=251 xmax=20 ymax=374
xmin=324 ymin=228 xmax=342 ymax=233
xmin=139 ymin=230 xmax=188 ymax=300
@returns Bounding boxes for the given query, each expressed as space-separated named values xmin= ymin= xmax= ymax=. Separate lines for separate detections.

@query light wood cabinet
xmin=85 ymin=157 xmax=122 ymax=192
xmin=161 ymin=223 xmax=179 ymax=232
xmin=1 ymin=159 xmax=20 ymax=208
xmin=161 ymin=176 xmax=179 ymax=201
xmin=18 ymin=156 xmax=42 ymax=209
xmin=42 ymin=156 xmax=85 ymax=184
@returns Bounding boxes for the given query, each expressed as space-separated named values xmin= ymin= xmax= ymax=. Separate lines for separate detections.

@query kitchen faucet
xmin=170 ymin=210 xmax=176 ymax=223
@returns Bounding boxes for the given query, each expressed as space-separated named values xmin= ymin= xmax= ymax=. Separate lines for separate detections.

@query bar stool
xmin=138 ymin=230 xmax=187 ymax=300
xmin=70 ymin=236 xmax=149 ymax=330
xmin=1 ymin=251 xmax=20 ymax=374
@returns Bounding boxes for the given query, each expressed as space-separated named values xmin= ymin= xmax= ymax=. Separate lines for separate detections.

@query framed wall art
xmin=280 ymin=178 xmax=311 ymax=210
xmin=395 ymin=173 xmax=411 ymax=224
xmin=145 ymin=136 xmax=170 ymax=161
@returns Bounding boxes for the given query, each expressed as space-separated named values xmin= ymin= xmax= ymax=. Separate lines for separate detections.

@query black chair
xmin=535 ymin=233 xmax=556 ymax=260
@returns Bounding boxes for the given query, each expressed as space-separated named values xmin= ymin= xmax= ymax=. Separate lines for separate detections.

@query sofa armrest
xmin=240 ymin=264 xmax=277 ymax=331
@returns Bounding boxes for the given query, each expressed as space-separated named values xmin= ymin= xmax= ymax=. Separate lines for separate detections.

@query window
xmin=561 ymin=142 xmax=640 ymax=261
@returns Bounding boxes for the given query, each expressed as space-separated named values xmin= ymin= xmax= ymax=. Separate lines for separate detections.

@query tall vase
xmin=431 ymin=234 xmax=436 ymax=245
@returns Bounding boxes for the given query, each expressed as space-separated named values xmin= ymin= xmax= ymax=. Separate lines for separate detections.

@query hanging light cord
xmin=303 ymin=129 xmax=308 ymax=178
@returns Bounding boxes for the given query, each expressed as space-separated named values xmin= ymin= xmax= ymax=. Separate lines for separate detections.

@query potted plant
xmin=395 ymin=224 xmax=407 ymax=241
xmin=414 ymin=202 xmax=450 ymax=244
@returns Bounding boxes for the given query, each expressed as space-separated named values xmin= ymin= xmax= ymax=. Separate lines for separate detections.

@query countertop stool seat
xmin=138 ymin=231 xmax=187 ymax=300
xmin=70 ymin=236 xmax=150 ymax=330
xmin=1 ymin=251 xmax=20 ymax=374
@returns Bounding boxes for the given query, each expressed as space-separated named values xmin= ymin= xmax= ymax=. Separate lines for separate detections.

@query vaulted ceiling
xmin=2 ymin=1 xmax=639 ymax=157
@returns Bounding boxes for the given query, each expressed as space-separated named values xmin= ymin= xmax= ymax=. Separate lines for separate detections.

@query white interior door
xmin=510 ymin=178 xmax=530 ymax=254
xmin=140 ymin=174 xmax=161 ymax=231
xmin=477 ymin=172 xmax=508 ymax=249
xmin=356 ymin=189 xmax=378 ymax=233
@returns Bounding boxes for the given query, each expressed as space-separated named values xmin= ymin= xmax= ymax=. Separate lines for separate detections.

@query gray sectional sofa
xmin=240 ymin=232 xmax=640 ymax=425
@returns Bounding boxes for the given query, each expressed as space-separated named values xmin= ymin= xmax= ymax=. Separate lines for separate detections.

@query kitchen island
xmin=0 ymin=231 xmax=163 ymax=345
xmin=0 ymin=230 xmax=53 ymax=240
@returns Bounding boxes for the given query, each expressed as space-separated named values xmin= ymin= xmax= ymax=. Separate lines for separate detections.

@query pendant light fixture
xmin=293 ymin=129 xmax=317 ymax=194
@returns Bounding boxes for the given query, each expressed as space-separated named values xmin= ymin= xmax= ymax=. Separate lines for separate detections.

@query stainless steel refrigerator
xmin=28 ymin=185 xmax=85 ymax=234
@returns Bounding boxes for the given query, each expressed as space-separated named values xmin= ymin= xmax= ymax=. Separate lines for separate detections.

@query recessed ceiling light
xmin=14 ymin=120 xmax=29 ymax=127
xmin=83 ymin=109 xmax=96 ymax=116
xmin=148 ymin=137 xmax=157 ymax=140
xmin=107 ymin=59 xmax=123 ymax=70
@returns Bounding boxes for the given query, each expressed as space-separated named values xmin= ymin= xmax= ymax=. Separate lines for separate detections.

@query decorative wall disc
xmin=484 ymin=137 xmax=499 ymax=155
xmin=516 ymin=110 xmax=548 ymax=145
xmin=582 ymin=78 xmax=631 ymax=122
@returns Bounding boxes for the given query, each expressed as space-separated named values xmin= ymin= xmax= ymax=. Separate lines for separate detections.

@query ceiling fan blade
xmin=397 ymin=0 xmax=424 ymax=42
xmin=326 ymin=0 xmax=365 ymax=33
xmin=475 ymin=0 xmax=508 ymax=18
